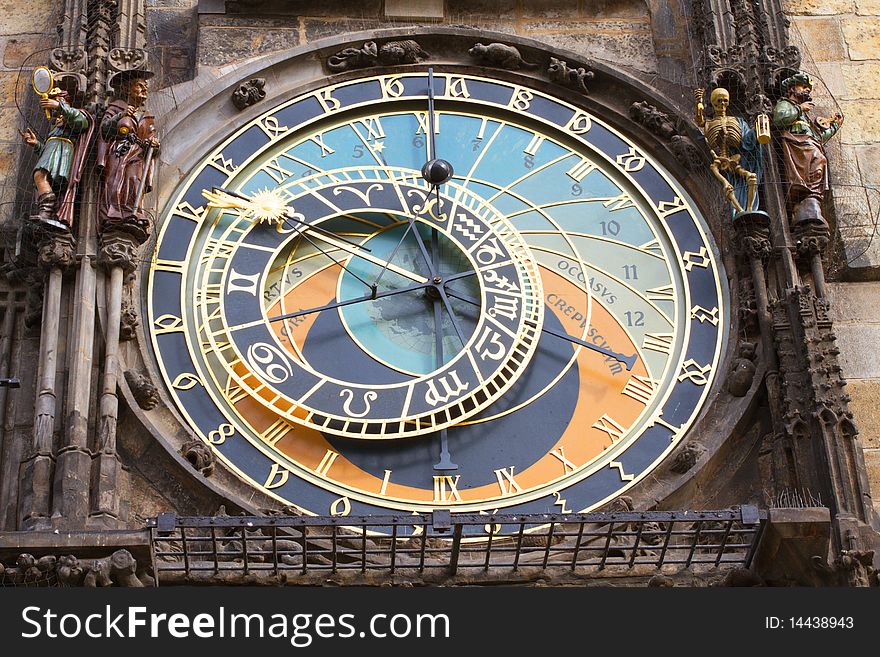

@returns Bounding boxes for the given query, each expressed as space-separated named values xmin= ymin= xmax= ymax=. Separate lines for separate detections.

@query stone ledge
xmin=0 ymin=529 xmax=152 ymax=563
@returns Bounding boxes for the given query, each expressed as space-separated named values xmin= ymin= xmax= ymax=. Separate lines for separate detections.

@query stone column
xmin=19 ymin=232 xmax=75 ymax=529
xmin=0 ymin=296 xmax=19 ymax=529
xmin=90 ymin=228 xmax=143 ymax=526
xmin=54 ymin=179 xmax=99 ymax=528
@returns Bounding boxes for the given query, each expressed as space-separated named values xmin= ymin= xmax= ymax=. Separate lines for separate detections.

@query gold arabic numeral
xmin=173 ymin=201 xmax=205 ymax=223
xmin=553 ymin=491 xmax=572 ymax=514
xmin=678 ymin=359 xmax=712 ymax=386
xmin=646 ymin=284 xmax=675 ymax=303
xmin=616 ymin=147 xmax=646 ymax=172
xmin=259 ymin=116 xmax=289 ymax=139
xmin=565 ymin=111 xmax=592 ymax=134
xmin=480 ymin=509 xmax=502 ymax=535
xmin=609 ymin=461 xmax=635 ymax=481
xmin=260 ymin=418 xmax=293 ymax=446
xmin=410 ymin=512 xmax=425 ymax=537
xmin=682 ymin=246 xmax=711 ymax=271
xmin=592 ymin=414 xmax=626 ymax=444
xmin=380 ymin=76 xmax=405 ymax=98
xmin=656 ymin=196 xmax=688 ymax=218
xmin=494 ymin=467 xmax=523 ymax=497
xmin=330 ymin=497 xmax=352 ymax=517
xmin=379 ymin=469 xmax=393 ymax=496
xmin=262 ymin=157 xmax=295 ymax=185
xmin=432 ymin=475 xmax=463 ymax=503
xmin=264 ymin=463 xmax=291 ymax=489
xmin=550 ymin=447 xmax=576 ymax=474
xmin=622 ymin=375 xmax=659 ymax=405
xmin=171 ymin=373 xmax=201 ymax=390
xmin=153 ymin=313 xmax=184 ymax=335
xmin=315 ymin=449 xmax=340 ymax=477
xmin=643 ymin=332 xmax=674 ymax=355
xmin=309 ymin=133 xmax=335 ymax=157
xmin=690 ymin=305 xmax=720 ymax=325
xmin=509 ymin=88 xmax=533 ymax=111
xmin=226 ymin=269 xmax=261 ymax=296
xmin=446 ymin=76 xmax=471 ymax=98
xmin=415 ymin=111 xmax=440 ymax=135
xmin=652 ymin=412 xmax=683 ymax=441
xmin=207 ymin=422 xmax=235 ymax=445
xmin=209 ymin=152 xmax=238 ymax=174
xmin=566 ymin=158 xmax=596 ymax=182
xmin=316 ymin=88 xmax=341 ymax=113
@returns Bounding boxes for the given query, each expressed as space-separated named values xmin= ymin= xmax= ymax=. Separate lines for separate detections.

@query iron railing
xmin=147 ymin=507 xmax=766 ymax=582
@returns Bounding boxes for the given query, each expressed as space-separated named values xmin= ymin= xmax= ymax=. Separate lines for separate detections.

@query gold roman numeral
xmin=592 ymin=414 xmax=626 ymax=443
xmin=315 ymin=449 xmax=340 ymax=477
xmin=643 ymin=332 xmax=674 ymax=355
xmin=494 ymin=467 xmax=523 ymax=496
xmin=622 ymin=375 xmax=659 ymax=405
xmin=433 ymin=475 xmax=463 ymax=503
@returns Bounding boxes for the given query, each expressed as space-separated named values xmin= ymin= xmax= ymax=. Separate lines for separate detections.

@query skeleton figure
xmin=694 ymin=88 xmax=761 ymax=215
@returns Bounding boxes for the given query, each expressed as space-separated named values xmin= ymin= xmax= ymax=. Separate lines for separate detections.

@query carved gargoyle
xmin=469 ymin=42 xmax=538 ymax=70
xmin=629 ymin=100 xmax=677 ymax=140
xmin=728 ymin=341 xmax=757 ymax=397
xmin=124 ymin=369 xmax=160 ymax=410
xmin=181 ymin=438 xmax=215 ymax=477
xmin=670 ymin=442 xmax=706 ymax=474
xmin=548 ymin=57 xmax=594 ymax=94
xmin=231 ymin=78 xmax=266 ymax=111
xmin=327 ymin=41 xmax=379 ymax=72
xmin=378 ymin=40 xmax=429 ymax=65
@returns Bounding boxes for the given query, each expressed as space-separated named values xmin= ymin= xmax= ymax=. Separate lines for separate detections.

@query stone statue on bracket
xmin=19 ymin=80 xmax=93 ymax=232
xmin=96 ymin=69 xmax=160 ymax=243
xmin=694 ymin=87 xmax=765 ymax=218
xmin=772 ymin=72 xmax=844 ymax=228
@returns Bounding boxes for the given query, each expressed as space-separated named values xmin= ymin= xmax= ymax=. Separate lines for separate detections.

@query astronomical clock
xmin=144 ymin=66 xmax=725 ymax=537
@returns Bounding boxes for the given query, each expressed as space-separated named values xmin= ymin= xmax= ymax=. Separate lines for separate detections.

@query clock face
xmin=147 ymin=72 xmax=726 ymax=534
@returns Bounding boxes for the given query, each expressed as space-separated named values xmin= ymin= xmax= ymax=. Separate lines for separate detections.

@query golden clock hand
xmin=205 ymin=187 xmax=370 ymax=251
xmin=206 ymin=187 xmax=428 ymax=285
xmin=308 ymin=230 xmax=429 ymax=285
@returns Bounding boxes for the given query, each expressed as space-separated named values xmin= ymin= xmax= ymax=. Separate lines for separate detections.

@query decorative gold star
xmin=202 ymin=188 xmax=289 ymax=226
xmin=372 ymin=140 xmax=386 ymax=153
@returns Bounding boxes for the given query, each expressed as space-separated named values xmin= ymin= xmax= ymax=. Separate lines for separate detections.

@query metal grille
xmin=148 ymin=508 xmax=765 ymax=582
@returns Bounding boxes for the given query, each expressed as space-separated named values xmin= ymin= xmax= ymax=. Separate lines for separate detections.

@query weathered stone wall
xmin=784 ymin=1 xmax=880 ymax=276
xmin=828 ymin=282 xmax=880 ymax=513
xmin=785 ymin=1 xmax=880 ymax=513
xmin=0 ymin=1 xmax=60 ymax=228
xmin=194 ymin=1 xmax=660 ymax=75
